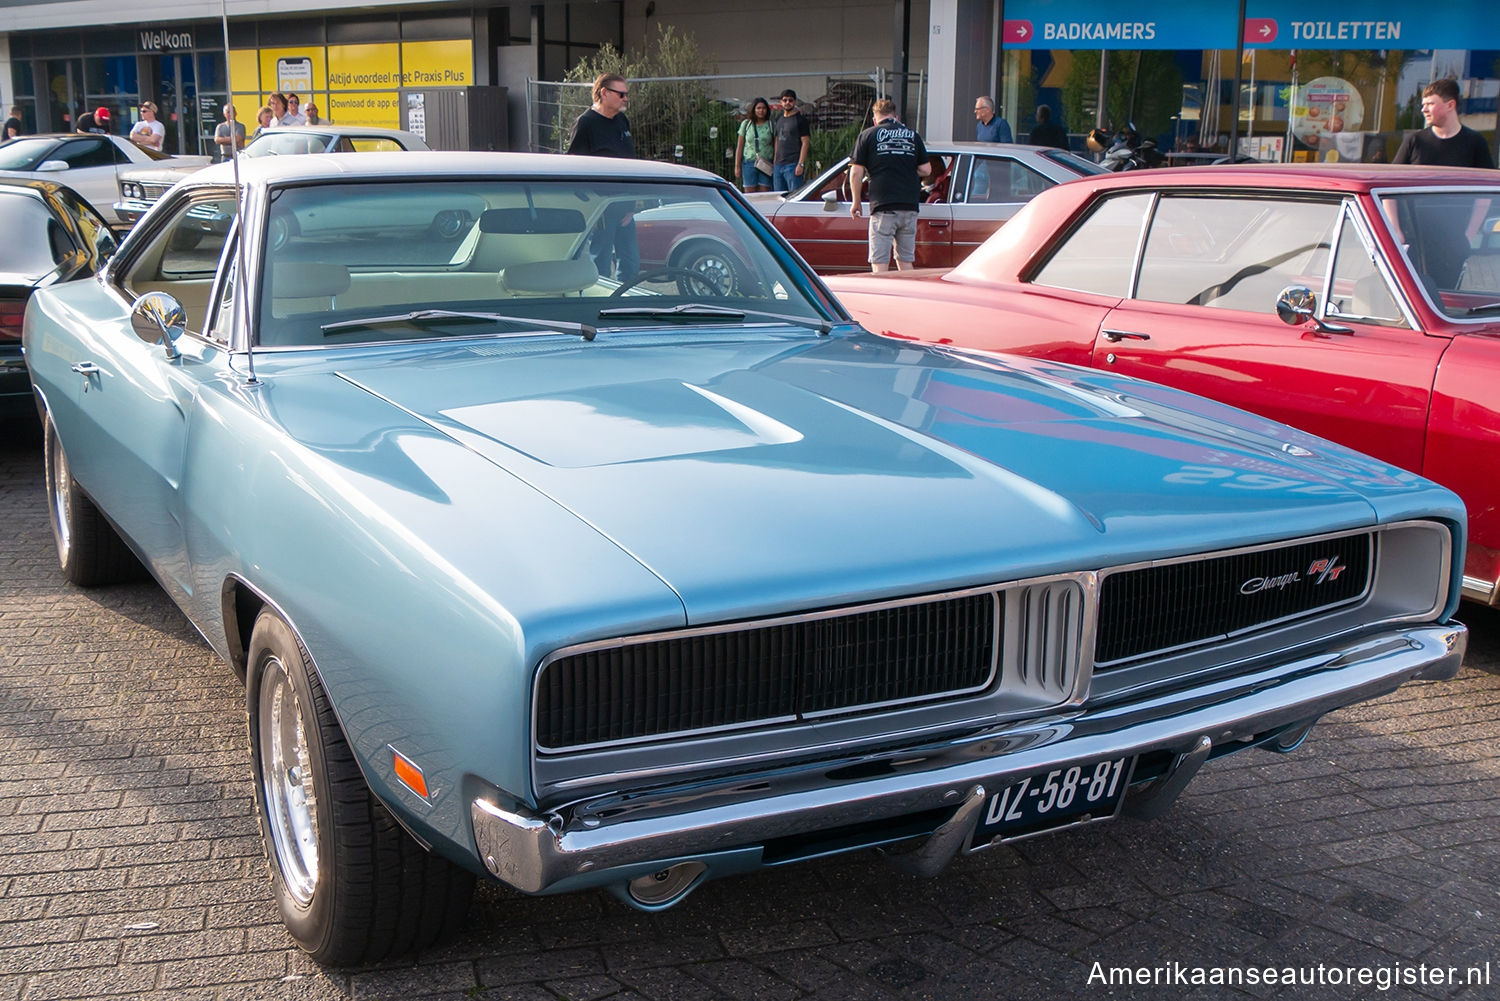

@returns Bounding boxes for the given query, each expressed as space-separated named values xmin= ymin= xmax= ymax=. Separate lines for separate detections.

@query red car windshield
xmin=1379 ymin=189 xmax=1500 ymax=318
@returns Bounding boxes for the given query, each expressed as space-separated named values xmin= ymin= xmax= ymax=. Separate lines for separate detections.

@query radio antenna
xmin=222 ymin=0 xmax=257 ymax=385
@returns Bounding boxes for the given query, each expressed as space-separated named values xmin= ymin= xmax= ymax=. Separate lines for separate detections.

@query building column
xmin=927 ymin=0 xmax=997 ymax=142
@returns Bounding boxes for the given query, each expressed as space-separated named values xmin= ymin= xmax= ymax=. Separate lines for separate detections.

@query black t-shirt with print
xmin=1392 ymin=126 xmax=1495 ymax=169
xmin=2 ymin=116 xmax=20 ymax=139
xmin=566 ymin=108 xmax=635 ymax=158
xmin=852 ymin=119 xmax=929 ymax=214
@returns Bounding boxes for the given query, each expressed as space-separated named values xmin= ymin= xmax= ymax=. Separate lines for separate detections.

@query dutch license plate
xmin=970 ymin=755 xmax=1135 ymax=847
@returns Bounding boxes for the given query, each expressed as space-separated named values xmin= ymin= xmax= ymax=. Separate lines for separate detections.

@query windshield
xmin=244 ymin=132 xmax=335 ymax=157
xmin=0 ymin=138 xmax=57 ymax=171
xmin=257 ymin=179 xmax=834 ymax=347
xmin=1043 ymin=149 xmax=1109 ymax=176
xmin=1379 ymin=189 xmax=1500 ymax=318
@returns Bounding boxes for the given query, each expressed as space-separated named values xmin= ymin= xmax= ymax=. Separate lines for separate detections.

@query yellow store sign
xmin=227 ymin=40 xmax=470 ymax=131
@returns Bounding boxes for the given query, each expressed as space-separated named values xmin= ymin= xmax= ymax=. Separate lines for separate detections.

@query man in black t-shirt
xmin=848 ymin=99 xmax=931 ymax=272
xmin=1393 ymin=79 xmax=1495 ymax=168
xmin=566 ymin=73 xmax=639 ymax=279
xmin=771 ymin=90 xmax=811 ymax=193
xmin=3 ymin=106 xmax=22 ymax=140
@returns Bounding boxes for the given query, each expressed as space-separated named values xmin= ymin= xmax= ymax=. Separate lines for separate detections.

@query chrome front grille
xmin=536 ymin=591 xmax=1000 ymax=751
xmin=1095 ymin=533 xmax=1373 ymax=667
xmin=534 ymin=530 xmax=1387 ymax=755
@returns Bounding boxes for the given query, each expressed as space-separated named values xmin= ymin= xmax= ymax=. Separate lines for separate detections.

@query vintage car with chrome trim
xmin=112 ymin=124 xmax=429 ymax=227
xmin=23 ymin=152 xmax=1468 ymax=965
xmin=826 ymin=165 xmax=1500 ymax=607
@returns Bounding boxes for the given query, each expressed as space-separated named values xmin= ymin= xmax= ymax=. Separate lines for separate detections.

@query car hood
xmin=119 ymin=162 xmax=205 ymax=185
xmin=324 ymin=330 xmax=1444 ymax=623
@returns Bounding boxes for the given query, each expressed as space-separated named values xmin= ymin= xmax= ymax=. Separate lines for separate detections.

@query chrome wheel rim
xmin=47 ymin=430 xmax=72 ymax=564
xmin=687 ymin=254 xmax=736 ymax=295
xmin=258 ymin=657 xmax=320 ymax=905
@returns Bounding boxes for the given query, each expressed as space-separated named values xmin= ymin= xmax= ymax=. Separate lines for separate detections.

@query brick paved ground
xmin=3 ymin=415 xmax=1499 ymax=1001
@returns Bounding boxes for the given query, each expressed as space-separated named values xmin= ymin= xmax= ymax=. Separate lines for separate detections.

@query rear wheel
xmin=43 ymin=414 xmax=140 ymax=586
xmin=246 ymin=609 xmax=475 ymax=965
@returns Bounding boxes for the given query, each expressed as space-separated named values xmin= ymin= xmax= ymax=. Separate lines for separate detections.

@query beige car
xmin=113 ymin=125 xmax=428 ymax=226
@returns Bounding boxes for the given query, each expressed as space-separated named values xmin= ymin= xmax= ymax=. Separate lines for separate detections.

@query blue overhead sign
xmin=1002 ymin=0 xmax=1238 ymax=50
xmin=1244 ymin=0 xmax=1487 ymax=49
xmin=1003 ymin=0 xmax=1495 ymax=51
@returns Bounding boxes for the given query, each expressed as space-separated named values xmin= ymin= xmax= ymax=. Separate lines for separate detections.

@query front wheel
xmin=246 ymin=609 xmax=474 ymax=965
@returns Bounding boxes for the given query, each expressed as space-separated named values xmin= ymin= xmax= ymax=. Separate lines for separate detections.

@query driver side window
xmin=120 ymin=192 xmax=239 ymax=336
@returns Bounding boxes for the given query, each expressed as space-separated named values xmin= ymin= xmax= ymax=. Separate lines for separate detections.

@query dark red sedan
xmin=827 ymin=165 xmax=1500 ymax=606
xmin=748 ymin=141 xmax=1105 ymax=273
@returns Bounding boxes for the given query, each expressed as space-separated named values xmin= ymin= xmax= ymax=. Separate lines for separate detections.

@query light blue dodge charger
xmin=22 ymin=152 xmax=1468 ymax=965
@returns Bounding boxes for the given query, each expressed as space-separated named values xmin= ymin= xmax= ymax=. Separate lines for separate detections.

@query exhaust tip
xmin=626 ymin=861 xmax=707 ymax=906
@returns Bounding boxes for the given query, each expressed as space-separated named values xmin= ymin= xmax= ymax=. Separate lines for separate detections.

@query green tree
xmin=554 ymin=26 xmax=719 ymax=165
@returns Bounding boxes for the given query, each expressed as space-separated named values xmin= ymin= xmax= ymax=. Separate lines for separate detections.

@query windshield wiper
xmin=322 ymin=308 xmax=595 ymax=340
xmin=1464 ymin=302 xmax=1500 ymax=316
xmin=595 ymin=302 xmax=833 ymax=335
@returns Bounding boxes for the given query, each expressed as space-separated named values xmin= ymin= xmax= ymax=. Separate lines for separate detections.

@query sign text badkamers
xmin=140 ymin=29 xmax=193 ymax=52
xmin=1043 ymin=22 xmax=1156 ymax=42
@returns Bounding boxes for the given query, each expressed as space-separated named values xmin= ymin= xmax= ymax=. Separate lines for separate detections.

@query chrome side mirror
xmin=822 ymin=190 xmax=839 ymax=212
xmin=1275 ymin=285 xmax=1316 ymax=325
xmin=1275 ymin=284 xmax=1354 ymax=335
xmin=131 ymin=291 xmax=186 ymax=359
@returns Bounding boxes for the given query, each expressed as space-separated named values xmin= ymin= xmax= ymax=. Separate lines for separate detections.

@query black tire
xmin=673 ymin=242 xmax=747 ymax=296
xmin=43 ymin=413 xmax=141 ymax=586
xmin=245 ymin=609 xmax=475 ymax=965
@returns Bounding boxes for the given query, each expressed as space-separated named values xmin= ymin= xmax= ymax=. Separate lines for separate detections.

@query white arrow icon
xmin=1018 ymin=25 xmax=1029 ymax=39
xmin=1260 ymin=24 xmax=1273 ymax=37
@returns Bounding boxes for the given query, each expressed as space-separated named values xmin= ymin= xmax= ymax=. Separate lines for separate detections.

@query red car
xmin=827 ymin=165 xmax=1500 ymax=606
xmin=748 ymin=141 xmax=1105 ymax=273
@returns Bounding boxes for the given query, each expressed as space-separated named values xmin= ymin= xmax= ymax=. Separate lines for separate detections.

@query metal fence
xmin=527 ymin=69 xmax=926 ymax=183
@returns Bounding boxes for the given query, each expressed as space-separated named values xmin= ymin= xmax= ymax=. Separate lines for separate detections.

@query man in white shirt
xmin=283 ymin=93 xmax=308 ymax=127
xmin=130 ymin=102 xmax=165 ymax=150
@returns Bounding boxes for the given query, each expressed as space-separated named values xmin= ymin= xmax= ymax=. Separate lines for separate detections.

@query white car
xmin=0 ymin=133 xmax=208 ymax=227
xmin=113 ymin=125 xmax=429 ymax=226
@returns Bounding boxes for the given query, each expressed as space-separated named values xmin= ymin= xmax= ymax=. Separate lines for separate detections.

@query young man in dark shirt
xmin=771 ymin=90 xmax=811 ymax=193
xmin=848 ymin=98 xmax=931 ymax=272
xmin=3 ymin=106 xmax=21 ymax=140
xmin=1393 ymin=79 xmax=1495 ymax=168
xmin=566 ymin=73 xmax=639 ymax=279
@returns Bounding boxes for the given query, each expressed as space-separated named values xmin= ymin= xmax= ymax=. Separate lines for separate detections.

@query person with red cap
xmin=91 ymin=107 xmax=111 ymax=134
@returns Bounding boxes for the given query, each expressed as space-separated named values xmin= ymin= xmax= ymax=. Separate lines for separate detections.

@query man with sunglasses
xmin=566 ymin=74 xmax=639 ymax=279
xmin=771 ymin=89 xmax=811 ymax=193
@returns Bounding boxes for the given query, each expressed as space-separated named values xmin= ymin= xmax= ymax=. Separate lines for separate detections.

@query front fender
xmin=177 ymin=373 xmax=686 ymax=867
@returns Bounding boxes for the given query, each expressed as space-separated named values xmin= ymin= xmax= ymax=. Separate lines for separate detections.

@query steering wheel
xmin=609 ymin=267 xmax=723 ymax=298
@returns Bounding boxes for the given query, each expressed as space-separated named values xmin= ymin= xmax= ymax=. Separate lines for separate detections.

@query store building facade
xmin=4 ymin=0 xmax=1496 ymax=164
xmin=1 ymin=0 xmax=627 ymax=155
xmin=928 ymin=0 xmax=1498 ymax=162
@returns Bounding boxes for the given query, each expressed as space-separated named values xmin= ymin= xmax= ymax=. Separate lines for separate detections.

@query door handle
xmin=923 ymin=220 xmax=949 ymax=228
xmin=70 ymin=362 xmax=101 ymax=375
xmin=1102 ymin=329 xmax=1150 ymax=342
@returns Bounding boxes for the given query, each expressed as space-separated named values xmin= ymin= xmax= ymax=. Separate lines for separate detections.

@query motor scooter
xmin=1085 ymin=124 xmax=1166 ymax=171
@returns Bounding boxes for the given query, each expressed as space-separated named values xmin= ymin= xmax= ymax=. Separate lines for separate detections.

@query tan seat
xmin=273 ymin=263 xmax=351 ymax=299
xmin=498 ymin=259 xmax=599 ymax=297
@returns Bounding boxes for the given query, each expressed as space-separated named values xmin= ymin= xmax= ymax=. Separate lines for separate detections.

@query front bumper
xmin=472 ymin=622 xmax=1466 ymax=896
xmin=112 ymin=198 xmax=153 ymax=226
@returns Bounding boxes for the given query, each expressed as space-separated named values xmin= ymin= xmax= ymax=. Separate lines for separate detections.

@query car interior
xmin=117 ymin=179 xmax=826 ymax=348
